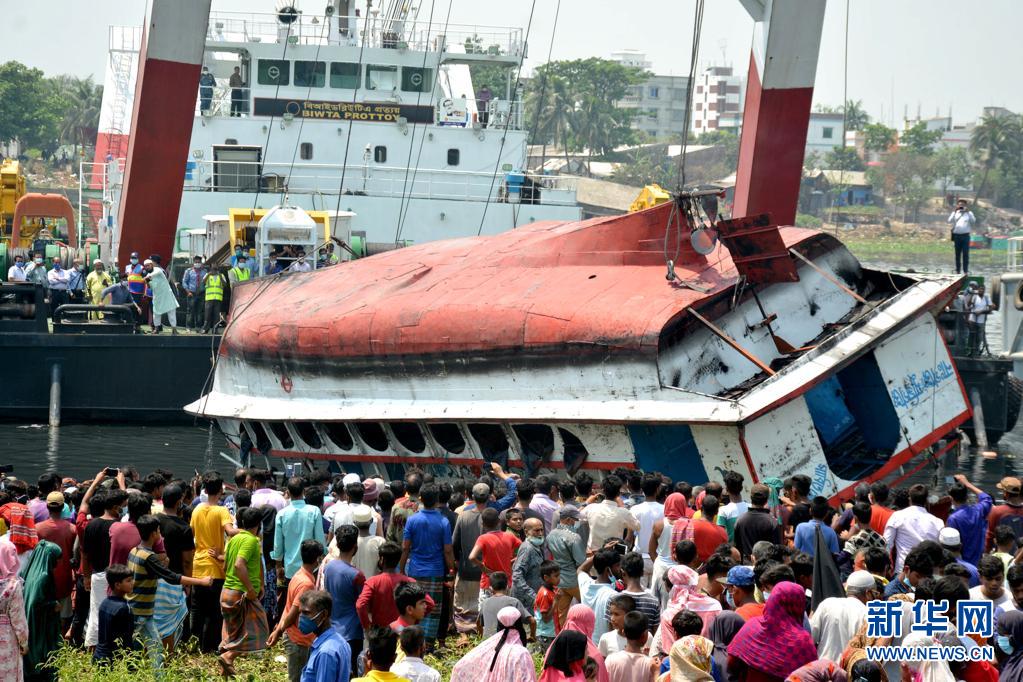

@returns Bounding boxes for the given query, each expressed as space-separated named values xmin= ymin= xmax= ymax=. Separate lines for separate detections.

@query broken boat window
xmin=357 ymin=422 xmax=390 ymax=451
xmin=294 ymin=422 xmax=323 ymax=449
xmin=468 ymin=423 xmax=509 ymax=469
xmin=323 ymin=423 xmax=354 ymax=450
xmin=513 ymin=424 xmax=554 ymax=476
xmin=558 ymin=428 xmax=590 ymax=476
xmin=428 ymin=423 xmax=466 ymax=454
xmin=268 ymin=422 xmax=295 ymax=449
xmin=243 ymin=421 xmax=272 ymax=454
xmin=390 ymin=422 xmax=426 ymax=453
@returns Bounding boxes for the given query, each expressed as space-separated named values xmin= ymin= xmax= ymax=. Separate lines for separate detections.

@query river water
xmin=0 ymin=251 xmax=1019 ymax=493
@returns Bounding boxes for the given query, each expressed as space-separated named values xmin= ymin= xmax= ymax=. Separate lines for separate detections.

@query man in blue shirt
xmin=794 ymin=497 xmax=839 ymax=557
xmin=939 ymin=527 xmax=980 ymax=587
xmin=300 ymin=590 xmax=351 ymax=682
xmin=181 ymin=256 xmax=207 ymax=330
xmin=324 ymin=525 xmax=364 ymax=672
xmin=399 ymin=483 xmax=454 ymax=642
xmin=946 ymin=474 xmax=993 ymax=566
xmin=273 ymin=477 xmax=326 ymax=613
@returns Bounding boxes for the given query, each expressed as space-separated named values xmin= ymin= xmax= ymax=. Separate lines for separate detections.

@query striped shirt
xmin=127 ymin=545 xmax=182 ymax=617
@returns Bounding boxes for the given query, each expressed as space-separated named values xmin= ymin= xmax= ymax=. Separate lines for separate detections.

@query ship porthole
xmin=390 ymin=422 xmax=426 ymax=453
xmin=267 ymin=422 xmax=295 ymax=450
xmin=294 ymin=422 xmax=323 ymax=450
xmin=324 ymin=423 xmax=354 ymax=451
xmin=428 ymin=423 xmax=466 ymax=454
xmin=356 ymin=422 xmax=390 ymax=451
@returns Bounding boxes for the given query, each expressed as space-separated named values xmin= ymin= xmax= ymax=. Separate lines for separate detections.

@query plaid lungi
xmin=153 ymin=579 xmax=188 ymax=643
xmin=219 ymin=587 xmax=269 ymax=654
xmin=410 ymin=575 xmax=445 ymax=640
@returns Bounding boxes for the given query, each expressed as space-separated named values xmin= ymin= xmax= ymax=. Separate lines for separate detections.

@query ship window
xmin=268 ymin=422 xmax=295 ymax=449
xmin=447 ymin=148 xmax=460 ymax=166
xmin=366 ymin=64 xmax=398 ymax=91
xmin=257 ymin=59 xmax=290 ymax=86
xmin=294 ymin=422 xmax=323 ymax=449
xmin=468 ymin=424 xmax=509 ymax=469
xmin=428 ymin=423 xmax=465 ymax=454
xmin=390 ymin=423 xmax=426 ymax=453
xmin=243 ymin=421 xmax=272 ymax=453
xmin=294 ymin=60 xmax=326 ymax=87
xmin=401 ymin=66 xmax=433 ymax=92
xmin=357 ymin=422 xmax=389 ymax=451
xmin=558 ymin=427 xmax=590 ymax=476
xmin=324 ymin=423 xmax=354 ymax=450
xmin=330 ymin=62 xmax=360 ymax=89
xmin=300 ymin=142 xmax=313 ymax=160
xmin=514 ymin=424 xmax=554 ymax=476
xmin=374 ymin=146 xmax=387 ymax=163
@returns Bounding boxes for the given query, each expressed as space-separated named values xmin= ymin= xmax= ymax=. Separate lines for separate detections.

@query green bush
xmin=796 ymin=213 xmax=823 ymax=228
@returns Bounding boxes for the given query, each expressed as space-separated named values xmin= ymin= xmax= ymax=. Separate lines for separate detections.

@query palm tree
xmin=526 ymin=72 xmax=575 ymax=173
xmin=843 ymin=99 xmax=870 ymax=132
xmin=52 ymin=75 xmax=103 ymax=162
xmin=970 ymin=113 xmax=1010 ymax=201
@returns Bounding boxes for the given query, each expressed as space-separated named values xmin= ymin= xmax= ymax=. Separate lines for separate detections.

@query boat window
xmin=268 ymin=422 xmax=295 ymax=449
xmin=513 ymin=424 xmax=554 ymax=476
xmin=357 ymin=422 xmax=389 ymax=451
xmin=257 ymin=59 xmax=290 ymax=86
xmin=300 ymin=143 xmax=313 ymax=160
xmin=447 ymin=148 xmax=460 ymax=166
xmin=374 ymin=146 xmax=387 ymax=163
xmin=390 ymin=423 xmax=426 ymax=453
xmin=330 ymin=62 xmax=360 ymax=89
xmin=294 ymin=61 xmax=326 ymax=87
xmin=294 ymin=422 xmax=323 ymax=449
xmin=243 ymin=421 xmax=272 ymax=453
xmin=468 ymin=424 xmax=509 ymax=469
xmin=428 ymin=423 xmax=466 ymax=454
xmin=401 ymin=66 xmax=433 ymax=92
xmin=324 ymin=423 xmax=354 ymax=450
xmin=558 ymin=428 xmax=590 ymax=476
xmin=366 ymin=65 xmax=398 ymax=91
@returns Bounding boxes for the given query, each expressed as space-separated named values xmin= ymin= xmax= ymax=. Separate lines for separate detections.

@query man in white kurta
xmin=144 ymin=259 xmax=179 ymax=334
xmin=809 ymin=570 xmax=878 ymax=663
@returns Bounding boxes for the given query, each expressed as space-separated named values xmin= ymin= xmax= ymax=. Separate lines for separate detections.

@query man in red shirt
xmin=691 ymin=495 xmax=729 ymax=563
xmin=469 ymin=507 xmax=522 ymax=611
xmin=268 ymin=539 xmax=323 ymax=682
xmin=868 ymin=482 xmax=894 ymax=536
xmin=987 ymin=477 xmax=1023 ymax=550
xmin=356 ymin=541 xmax=434 ymax=630
xmin=36 ymin=491 xmax=76 ymax=632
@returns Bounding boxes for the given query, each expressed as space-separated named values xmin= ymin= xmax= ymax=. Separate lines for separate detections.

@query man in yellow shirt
xmin=189 ymin=471 xmax=238 ymax=652
xmin=352 ymin=627 xmax=409 ymax=682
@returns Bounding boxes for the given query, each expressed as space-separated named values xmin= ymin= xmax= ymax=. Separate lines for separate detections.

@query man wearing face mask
xmin=229 ymin=253 xmax=251 ymax=286
xmin=47 ymin=257 xmax=70 ymax=319
xmin=201 ymin=264 xmax=226 ymax=334
xmin=6 ymin=254 xmax=28 ymax=283
xmin=229 ymin=244 xmax=244 ymax=267
xmin=511 ymin=517 xmax=546 ymax=611
xmin=85 ymin=260 xmax=112 ymax=312
xmin=546 ymin=506 xmax=586 ymax=627
xmin=67 ymin=258 xmax=86 ymax=304
xmin=181 ymin=257 xmax=207 ymax=331
xmin=124 ymin=251 xmax=147 ymax=320
xmin=268 ymin=539 xmax=324 ymax=682
xmin=299 ymin=590 xmax=351 ymax=682
xmin=289 ymin=250 xmax=312 ymax=273
xmin=266 ymin=251 xmax=284 ymax=275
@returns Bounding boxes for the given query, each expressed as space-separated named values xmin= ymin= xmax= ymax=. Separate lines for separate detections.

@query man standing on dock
xmin=46 ymin=257 xmax=70 ymax=320
xmin=181 ymin=256 xmax=207 ymax=331
xmin=201 ymin=264 xmax=226 ymax=334
xmin=948 ymin=198 xmax=976 ymax=274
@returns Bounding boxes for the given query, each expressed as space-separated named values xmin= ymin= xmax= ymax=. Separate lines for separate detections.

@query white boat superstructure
xmin=86 ymin=1 xmax=581 ymax=258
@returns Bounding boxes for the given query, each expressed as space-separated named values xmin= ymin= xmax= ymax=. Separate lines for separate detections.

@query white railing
xmin=207 ymin=11 xmax=524 ymax=58
xmin=109 ymin=25 xmax=142 ymax=52
xmin=182 ymin=159 xmax=577 ymax=206
xmin=192 ymin=87 xmax=524 ymax=129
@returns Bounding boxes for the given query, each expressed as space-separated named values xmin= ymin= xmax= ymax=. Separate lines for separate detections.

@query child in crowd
xmin=599 ymin=594 xmax=651 ymax=657
xmin=353 ymin=627 xmax=406 ymax=682
xmin=477 ymin=571 xmax=534 ymax=639
xmin=534 ymin=560 xmax=560 ymax=648
xmin=605 ymin=611 xmax=654 ymax=682
xmin=93 ymin=564 xmax=135 ymax=665
xmin=391 ymin=582 xmax=431 ymax=634
xmin=390 ymin=625 xmax=441 ymax=682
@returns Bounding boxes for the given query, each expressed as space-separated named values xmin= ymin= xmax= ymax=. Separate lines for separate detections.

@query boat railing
xmin=181 ymin=159 xmax=578 ymax=206
xmin=207 ymin=11 xmax=524 ymax=57
xmin=192 ymin=87 xmax=525 ymax=129
xmin=108 ymin=25 xmax=142 ymax=52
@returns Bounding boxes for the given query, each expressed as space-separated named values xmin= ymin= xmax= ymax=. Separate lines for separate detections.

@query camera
xmin=104 ymin=467 xmax=119 ymax=476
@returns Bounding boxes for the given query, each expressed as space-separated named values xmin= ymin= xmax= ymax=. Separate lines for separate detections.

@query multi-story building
xmin=691 ymin=65 xmax=743 ymax=133
xmin=609 ymin=50 xmax=690 ymax=140
xmin=805 ymin=112 xmax=846 ymax=157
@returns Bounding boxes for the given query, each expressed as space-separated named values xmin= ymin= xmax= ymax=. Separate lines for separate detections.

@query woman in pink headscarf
xmin=659 ymin=564 xmax=722 ymax=651
xmin=727 ymin=581 xmax=818 ymax=682
xmin=0 ymin=539 xmax=28 ymax=682
xmin=650 ymin=493 xmax=691 ymax=606
xmin=450 ymin=605 xmax=536 ymax=682
xmin=543 ymin=604 xmax=610 ymax=682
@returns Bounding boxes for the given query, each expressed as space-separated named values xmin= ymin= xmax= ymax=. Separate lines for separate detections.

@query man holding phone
xmin=948 ymin=198 xmax=976 ymax=274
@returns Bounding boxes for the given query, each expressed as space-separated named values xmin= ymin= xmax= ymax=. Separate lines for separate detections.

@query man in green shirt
xmin=218 ymin=507 xmax=270 ymax=676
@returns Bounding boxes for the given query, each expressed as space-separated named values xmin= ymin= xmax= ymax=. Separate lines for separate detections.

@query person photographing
xmin=948 ymin=198 xmax=976 ymax=274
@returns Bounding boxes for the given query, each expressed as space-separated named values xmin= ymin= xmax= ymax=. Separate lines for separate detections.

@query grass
xmin=841 ymin=236 xmax=1006 ymax=267
xmin=47 ymin=633 xmax=548 ymax=681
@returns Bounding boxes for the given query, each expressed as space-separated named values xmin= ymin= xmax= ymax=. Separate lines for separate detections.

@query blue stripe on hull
xmin=628 ymin=424 xmax=709 ymax=483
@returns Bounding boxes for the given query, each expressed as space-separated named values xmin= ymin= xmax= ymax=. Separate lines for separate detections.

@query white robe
xmin=147 ymin=267 xmax=178 ymax=315
xmin=809 ymin=596 xmax=866 ymax=663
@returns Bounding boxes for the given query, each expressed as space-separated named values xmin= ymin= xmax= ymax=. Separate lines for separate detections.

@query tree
xmin=863 ymin=123 xmax=898 ymax=154
xmin=50 ymin=74 xmax=103 ymax=160
xmin=0 ymin=61 xmax=62 ymax=153
xmin=932 ymin=146 xmax=972 ymax=195
xmin=843 ymin=99 xmax=870 ymax=132
xmin=900 ymin=122 xmax=942 ymax=156
xmin=970 ymin=112 xmax=1021 ymax=204
xmin=823 ymin=146 xmax=865 ymax=171
xmin=869 ymin=151 xmax=935 ymax=222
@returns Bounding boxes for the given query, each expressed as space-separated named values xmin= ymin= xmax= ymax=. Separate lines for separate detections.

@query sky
xmin=3 ymin=0 xmax=1021 ymax=127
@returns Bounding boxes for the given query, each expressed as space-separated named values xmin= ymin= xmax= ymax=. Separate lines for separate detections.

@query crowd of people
xmin=0 ymin=462 xmax=1022 ymax=681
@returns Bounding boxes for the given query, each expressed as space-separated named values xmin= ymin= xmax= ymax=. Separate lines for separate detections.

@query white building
xmin=691 ymin=66 xmax=743 ymax=133
xmin=805 ymin=112 xmax=846 ymax=156
xmin=609 ymin=50 xmax=690 ymax=140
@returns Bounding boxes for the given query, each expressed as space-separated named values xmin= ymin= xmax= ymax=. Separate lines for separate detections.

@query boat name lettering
xmin=252 ymin=98 xmax=435 ymax=124
xmin=889 ymin=361 xmax=955 ymax=409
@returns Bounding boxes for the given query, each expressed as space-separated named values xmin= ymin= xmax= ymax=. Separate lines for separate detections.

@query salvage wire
xmin=475 ymin=0 xmax=539 ymax=237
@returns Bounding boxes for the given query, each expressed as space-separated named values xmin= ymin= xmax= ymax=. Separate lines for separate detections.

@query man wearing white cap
xmin=85 ymin=259 xmax=112 ymax=318
xmin=809 ymin=570 xmax=880 ymax=662
xmin=939 ymin=527 xmax=980 ymax=587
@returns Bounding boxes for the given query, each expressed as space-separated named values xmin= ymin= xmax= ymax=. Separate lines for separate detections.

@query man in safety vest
xmin=125 ymin=251 xmax=148 ymax=323
xmin=201 ymin=264 xmax=226 ymax=334
xmin=228 ymin=253 xmax=251 ymax=286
